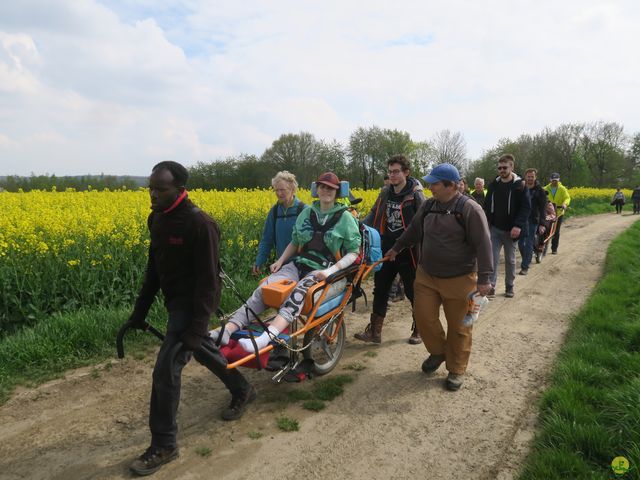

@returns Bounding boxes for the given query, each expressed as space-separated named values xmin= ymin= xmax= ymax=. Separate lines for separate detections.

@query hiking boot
xmin=421 ymin=354 xmax=445 ymax=374
xmin=129 ymin=446 xmax=179 ymax=476
xmin=221 ymin=385 xmax=257 ymax=421
xmin=551 ymin=250 xmax=558 ymax=255
xmin=445 ymin=373 xmax=464 ymax=391
xmin=505 ymin=286 xmax=514 ymax=298
xmin=408 ymin=326 xmax=421 ymax=345
xmin=487 ymin=287 xmax=496 ymax=299
xmin=519 ymin=269 xmax=528 ymax=275
xmin=354 ymin=313 xmax=384 ymax=344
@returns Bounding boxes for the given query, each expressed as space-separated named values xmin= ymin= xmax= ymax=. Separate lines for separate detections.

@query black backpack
xmin=419 ymin=195 xmax=470 ymax=252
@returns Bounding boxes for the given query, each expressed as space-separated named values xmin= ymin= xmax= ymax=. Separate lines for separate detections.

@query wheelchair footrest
xmin=230 ymin=329 xmax=291 ymax=344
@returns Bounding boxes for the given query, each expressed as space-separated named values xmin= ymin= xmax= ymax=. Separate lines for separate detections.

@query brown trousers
xmin=413 ymin=266 xmax=476 ymax=375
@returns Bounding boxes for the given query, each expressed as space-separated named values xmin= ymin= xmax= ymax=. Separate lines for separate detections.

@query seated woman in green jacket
xmin=211 ymin=172 xmax=361 ymax=352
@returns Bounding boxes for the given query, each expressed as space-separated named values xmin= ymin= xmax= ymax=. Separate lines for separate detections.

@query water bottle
xmin=463 ymin=291 xmax=489 ymax=326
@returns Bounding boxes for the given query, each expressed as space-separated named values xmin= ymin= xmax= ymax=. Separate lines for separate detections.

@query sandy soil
xmin=0 ymin=213 xmax=637 ymax=480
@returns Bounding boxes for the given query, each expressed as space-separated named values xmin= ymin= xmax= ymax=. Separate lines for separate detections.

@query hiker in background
xmin=518 ymin=168 xmax=547 ymax=275
xmin=458 ymin=178 xmax=470 ymax=196
xmin=253 ymin=171 xmax=306 ymax=276
xmin=388 ymin=163 xmax=493 ymax=391
xmin=471 ymin=177 xmax=486 ymax=207
xmin=483 ymin=154 xmax=531 ymax=298
xmin=543 ymin=173 xmax=571 ymax=255
xmin=611 ymin=188 xmax=625 ymax=214
xmin=632 ymin=186 xmax=640 ymax=214
xmin=354 ymin=155 xmax=426 ymax=345
xmin=126 ymin=161 xmax=255 ymax=476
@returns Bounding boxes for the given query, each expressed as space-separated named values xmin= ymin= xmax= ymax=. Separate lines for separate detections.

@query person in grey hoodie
xmin=483 ymin=154 xmax=531 ymax=298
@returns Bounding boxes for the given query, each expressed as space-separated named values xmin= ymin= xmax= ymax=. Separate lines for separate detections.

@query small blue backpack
xmin=361 ymin=223 xmax=383 ymax=271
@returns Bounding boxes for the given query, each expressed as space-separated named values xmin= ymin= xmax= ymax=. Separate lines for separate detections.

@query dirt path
xmin=1 ymin=213 xmax=637 ymax=480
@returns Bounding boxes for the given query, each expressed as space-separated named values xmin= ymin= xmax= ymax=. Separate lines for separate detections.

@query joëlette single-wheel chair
xmin=117 ymin=188 xmax=383 ymax=383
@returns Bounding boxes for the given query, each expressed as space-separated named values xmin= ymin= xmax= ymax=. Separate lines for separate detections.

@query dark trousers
xmin=372 ymin=250 xmax=416 ymax=318
xmin=149 ymin=311 xmax=250 ymax=449
xmin=634 ymin=200 xmax=640 ymax=214
xmin=518 ymin=220 xmax=537 ymax=270
xmin=551 ymin=215 xmax=564 ymax=253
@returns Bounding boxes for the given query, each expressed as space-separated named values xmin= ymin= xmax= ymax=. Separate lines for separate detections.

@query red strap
xmin=163 ymin=190 xmax=188 ymax=214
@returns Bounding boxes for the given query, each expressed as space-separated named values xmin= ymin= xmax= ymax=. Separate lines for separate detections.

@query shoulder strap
xmin=452 ymin=195 xmax=469 ymax=230
xmin=309 ymin=207 xmax=345 ymax=233
xmin=420 ymin=198 xmax=436 ymax=223
xmin=273 ymin=201 xmax=306 ymax=243
xmin=270 ymin=203 xmax=279 ymax=243
xmin=299 ymin=208 xmax=347 ymax=268
xmin=422 ymin=196 xmax=468 ymax=231
xmin=309 ymin=209 xmax=320 ymax=230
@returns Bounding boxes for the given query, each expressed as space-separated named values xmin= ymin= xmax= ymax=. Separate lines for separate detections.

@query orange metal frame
xmin=225 ymin=257 xmax=386 ymax=369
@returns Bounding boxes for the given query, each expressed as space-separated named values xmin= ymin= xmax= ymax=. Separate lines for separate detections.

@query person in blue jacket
xmin=252 ymin=171 xmax=306 ymax=275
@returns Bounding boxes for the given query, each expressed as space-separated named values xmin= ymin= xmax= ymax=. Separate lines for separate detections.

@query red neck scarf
xmin=163 ymin=190 xmax=188 ymax=214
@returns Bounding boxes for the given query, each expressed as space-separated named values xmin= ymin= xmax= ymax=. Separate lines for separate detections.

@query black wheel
xmin=302 ymin=317 xmax=346 ymax=376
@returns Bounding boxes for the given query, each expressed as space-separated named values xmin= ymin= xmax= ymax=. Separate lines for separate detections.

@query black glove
xmin=180 ymin=330 xmax=205 ymax=351
xmin=125 ymin=314 xmax=148 ymax=331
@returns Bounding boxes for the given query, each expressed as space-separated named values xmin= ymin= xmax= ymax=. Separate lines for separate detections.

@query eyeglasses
xmin=387 ymin=169 xmax=403 ymax=175
xmin=497 ymin=166 xmax=509 ymax=171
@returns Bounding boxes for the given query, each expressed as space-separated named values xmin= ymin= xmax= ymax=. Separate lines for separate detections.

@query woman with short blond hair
xmin=253 ymin=171 xmax=306 ymax=275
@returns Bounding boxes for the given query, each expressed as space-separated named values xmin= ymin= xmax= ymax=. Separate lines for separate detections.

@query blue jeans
xmin=518 ymin=221 xmax=537 ymax=270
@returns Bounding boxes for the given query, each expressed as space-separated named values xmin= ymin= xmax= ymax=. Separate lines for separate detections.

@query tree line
xmin=469 ymin=121 xmax=640 ymax=187
xmin=2 ymin=121 xmax=638 ymax=192
xmin=188 ymin=127 xmax=468 ymax=190
xmin=0 ymin=174 xmax=145 ymax=192
xmin=188 ymin=121 xmax=640 ymax=189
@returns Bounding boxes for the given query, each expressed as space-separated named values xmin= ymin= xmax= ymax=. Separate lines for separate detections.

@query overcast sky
xmin=0 ymin=1 xmax=638 ymax=176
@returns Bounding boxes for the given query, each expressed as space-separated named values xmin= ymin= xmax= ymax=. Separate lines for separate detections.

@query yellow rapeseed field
xmin=0 ymin=186 xmax=628 ymax=331
xmin=0 ymin=187 xmax=378 ymax=331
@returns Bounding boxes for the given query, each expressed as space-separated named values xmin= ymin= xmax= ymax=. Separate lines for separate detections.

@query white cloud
xmin=0 ymin=0 xmax=639 ymax=175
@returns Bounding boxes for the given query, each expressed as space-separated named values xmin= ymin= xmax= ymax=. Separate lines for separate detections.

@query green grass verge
xmin=519 ymin=220 xmax=640 ymax=480
xmin=0 ymin=305 xmax=165 ymax=405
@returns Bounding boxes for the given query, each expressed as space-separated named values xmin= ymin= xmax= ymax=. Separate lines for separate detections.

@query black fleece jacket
xmin=483 ymin=174 xmax=531 ymax=231
xmin=131 ymin=197 xmax=221 ymax=344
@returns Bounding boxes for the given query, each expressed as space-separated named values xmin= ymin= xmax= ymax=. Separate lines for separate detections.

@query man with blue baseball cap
xmin=423 ymin=163 xmax=461 ymax=184
xmin=388 ymin=163 xmax=493 ymax=391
